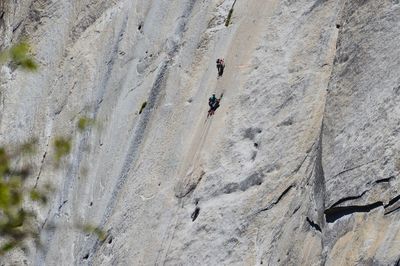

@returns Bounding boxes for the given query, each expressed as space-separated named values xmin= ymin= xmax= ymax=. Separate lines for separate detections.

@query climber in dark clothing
xmin=212 ymin=98 xmax=220 ymax=110
xmin=208 ymin=97 xmax=220 ymax=117
xmin=216 ymin=58 xmax=225 ymax=77
xmin=209 ymin=94 xmax=217 ymax=108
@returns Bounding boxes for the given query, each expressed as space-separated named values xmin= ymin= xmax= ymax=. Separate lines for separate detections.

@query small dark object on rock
xmin=139 ymin=101 xmax=147 ymax=114
xmin=191 ymin=207 xmax=200 ymax=222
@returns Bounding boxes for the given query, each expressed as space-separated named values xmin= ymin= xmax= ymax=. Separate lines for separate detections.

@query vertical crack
xmin=313 ymin=125 xmax=326 ymax=229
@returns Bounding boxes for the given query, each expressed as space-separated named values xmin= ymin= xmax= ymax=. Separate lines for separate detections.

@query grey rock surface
xmin=0 ymin=0 xmax=399 ymax=265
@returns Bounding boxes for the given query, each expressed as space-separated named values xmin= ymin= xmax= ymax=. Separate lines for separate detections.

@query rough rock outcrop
xmin=0 ymin=0 xmax=399 ymax=265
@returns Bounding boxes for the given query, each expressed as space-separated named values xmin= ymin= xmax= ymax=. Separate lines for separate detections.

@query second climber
xmin=216 ymin=58 xmax=225 ymax=77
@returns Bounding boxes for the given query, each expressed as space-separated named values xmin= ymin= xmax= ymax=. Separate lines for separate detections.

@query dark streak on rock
xmin=176 ymin=183 xmax=197 ymax=198
xmin=324 ymin=202 xmax=383 ymax=223
xmin=58 ymin=200 xmax=68 ymax=212
xmin=13 ymin=20 xmax=23 ymax=32
xmin=306 ymin=217 xmax=322 ymax=232
xmin=292 ymin=205 xmax=301 ymax=215
xmin=34 ymin=150 xmax=48 ymax=188
xmin=292 ymin=142 xmax=316 ymax=175
xmin=330 ymin=190 xmax=369 ymax=208
xmin=175 ymin=171 xmax=205 ymax=198
xmin=329 ymin=159 xmax=377 ymax=179
xmin=292 ymin=153 xmax=310 ymax=174
xmin=243 ymin=127 xmax=262 ymax=140
xmin=87 ymin=0 xmax=199 ymax=261
xmin=313 ymin=127 xmax=326 ymax=229
xmin=384 ymin=205 xmax=400 ymax=216
xmin=191 ymin=207 xmax=200 ymax=222
xmin=277 ymin=117 xmax=293 ymax=127
xmin=384 ymin=194 xmax=400 ymax=209
xmin=221 ymin=172 xmax=264 ymax=195
xmin=239 ymin=172 xmax=263 ymax=191
xmin=375 ymin=176 xmax=395 ymax=184
xmin=255 ymin=185 xmax=294 ymax=214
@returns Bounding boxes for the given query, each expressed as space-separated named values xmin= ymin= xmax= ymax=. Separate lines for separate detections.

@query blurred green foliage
xmin=0 ymin=42 xmax=38 ymax=71
xmin=0 ymin=43 xmax=105 ymax=254
xmin=19 ymin=139 xmax=38 ymax=155
xmin=80 ymin=224 xmax=106 ymax=242
xmin=53 ymin=137 xmax=71 ymax=162
xmin=0 ymin=141 xmax=45 ymax=255
xmin=77 ymin=117 xmax=95 ymax=132
xmin=0 ymin=116 xmax=104 ymax=256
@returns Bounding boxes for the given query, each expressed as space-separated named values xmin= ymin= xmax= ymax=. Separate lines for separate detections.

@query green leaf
xmin=30 ymin=190 xmax=40 ymax=201
xmin=20 ymin=58 xmax=38 ymax=71
xmin=8 ymin=209 xmax=25 ymax=228
xmin=21 ymin=139 xmax=38 ymax=155
xmin=9 ymin=42 xmax=38 ymax=71
xmin=1 ymin=241 xmax=17 ymax=252
xmin=0 ymin=183 xmax=11 ymax=210
xmin=77 ymin=117 xmax=95 ymax=131
xmin=53 ymin=137 xmax=72 ymax=162
xmin=30 ymin=190 xmax=47 ymax=204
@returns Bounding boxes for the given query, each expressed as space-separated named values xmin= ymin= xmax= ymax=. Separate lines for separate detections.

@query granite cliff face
xmin=1 ymin=0 xmax=400 ymax=265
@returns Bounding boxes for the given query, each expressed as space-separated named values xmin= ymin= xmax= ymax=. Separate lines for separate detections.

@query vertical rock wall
xmin=0 ymin=0 xmax=399 ymax=265
xmin=322 ymin=0 xmax=400 ymax=265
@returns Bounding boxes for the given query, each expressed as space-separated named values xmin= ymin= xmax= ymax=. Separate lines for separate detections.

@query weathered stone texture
xmin=0 ymin=0 xmax=399 ymax=265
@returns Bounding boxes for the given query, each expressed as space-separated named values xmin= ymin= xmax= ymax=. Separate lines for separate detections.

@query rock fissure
xmin=306 ymin=217 xmax=322 ymax=232
xmin=176 ymin=182 xmax=198 ymax=199
xmin=1 ymin=0 xmax=399 ymax=264
xmin=325 ymin=193 xmax=400 ymax=220
xmin=85 ymin=1 xmax=199 ymax=261
xmin=191 ymin=207 xmax=200 ymax=222
xmin=324 ymin=201 xmax=384 ymax=223
xmin=384 ymin=194 xmax=400 ymax=209
xmin=34 ymin=150 xmax=47 ymax=188
xmin=292 ymin=148 xmax=313 ymax=174
xmin=85 ymin=61 xmax=170 ymax=260
xmin=329 ymin=190 xmax=369 ymax=208
xmin=313 ymin=126 xmax=326 ymax=229
xmin=255 ymin=184 xmax=294 ymax=214
xmin=175 ymin=170 xmax=205 ymax=199
xmin=384 ymin=205 xmax=400 ymax=216
xmin=12 ymin=20 xmax=23 ymax=33
xmin=329 ymin=159 xmax=378 ymax=180
xmin=375 ymin=176 xmax=395 ymax=184
xmin=57 ymin=200 xmax=68 ymax=212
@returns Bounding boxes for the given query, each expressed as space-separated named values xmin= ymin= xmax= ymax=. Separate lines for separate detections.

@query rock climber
xmin=216 ymin=58 xmax=225 ymax=77
xmin=209 ymin=94 xmax=217 ymax=108
xmin=208 ymin=96 xmax=220 ymax=117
